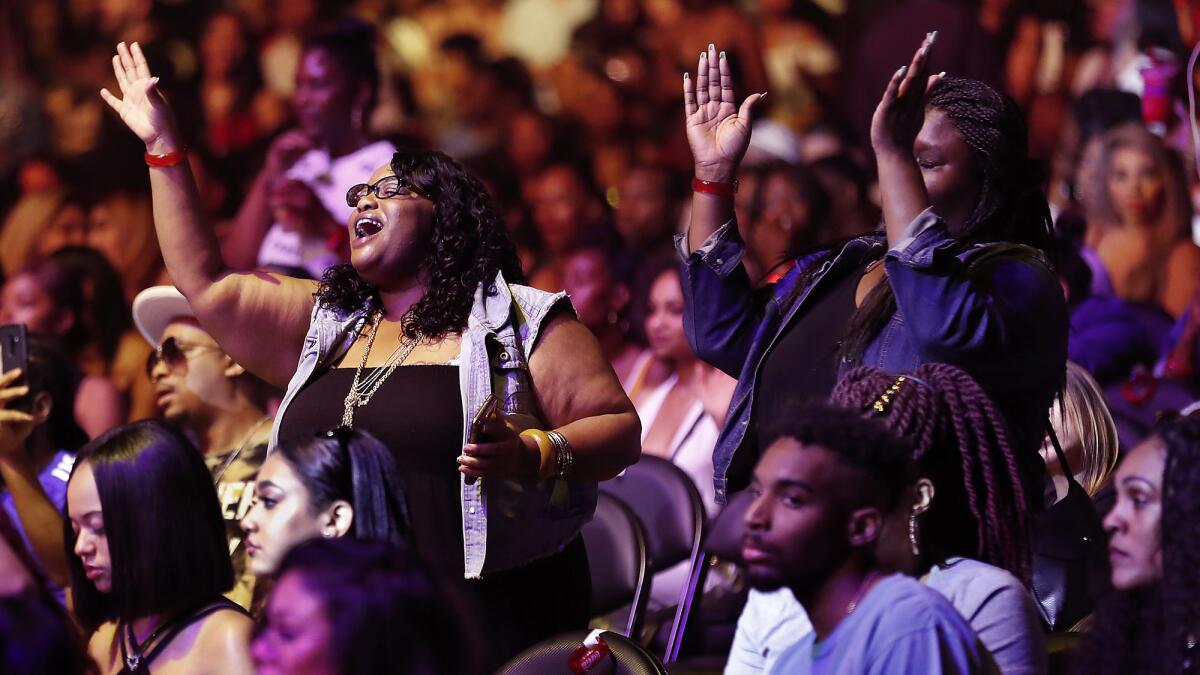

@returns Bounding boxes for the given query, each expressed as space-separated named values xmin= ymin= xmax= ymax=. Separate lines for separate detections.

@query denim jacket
xmin=269 ymin=272 xmax=596 ymax=578
xmin=678 ymin=209 xmax=1068 ymax=503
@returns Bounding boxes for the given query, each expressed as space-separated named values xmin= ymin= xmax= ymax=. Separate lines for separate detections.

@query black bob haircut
xmin=65 ymin=420 xmax=233 ymax=633
xmin=758 ymin=401 xmax=914 ymax=512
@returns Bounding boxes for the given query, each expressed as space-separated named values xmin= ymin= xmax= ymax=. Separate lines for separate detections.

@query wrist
xmin=694 ymin=162 xmax=737 ymax=184
xmin=518 ymin=433 xmax=548 ymax=480
xmin=145 ymin=134 xmax=183 ymax=156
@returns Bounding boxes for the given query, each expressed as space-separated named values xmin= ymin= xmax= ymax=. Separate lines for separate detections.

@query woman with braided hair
xmin=1074 ymin=414 xmax=1200 ymax=675
xmin=680 ymin=34 xmax=1067 ymax=508
xmin=727 ymin=362 xmax=1046 ymax=674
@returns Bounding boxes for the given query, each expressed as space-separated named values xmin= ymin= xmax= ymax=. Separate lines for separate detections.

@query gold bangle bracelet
xmin=519 ymin=428 xmax=555 ymax=480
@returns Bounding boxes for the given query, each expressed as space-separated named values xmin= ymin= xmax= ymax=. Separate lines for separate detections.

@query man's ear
xmin=847 ymin=506 xmax=884 ymax=548
xmin=30 ymin=391 xmax=52 ymax=426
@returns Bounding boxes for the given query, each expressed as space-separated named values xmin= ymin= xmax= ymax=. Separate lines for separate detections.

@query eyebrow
xmin=772 ymin=479 xmax=814 ymax=493
xmin=70 ymin=510 xmax=102 ymax=522
xmin=256 ymin=480 xmax=282 ymax=492
xmin=1120 ymin=476 xmax=1158 ymax=491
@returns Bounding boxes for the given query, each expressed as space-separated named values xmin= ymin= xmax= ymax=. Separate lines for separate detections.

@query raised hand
xmin=0 ymin=370 xmax=35 ymax=460
xmin=870 ymin=32 xmax=944 ymax=158
xmin=99 ymin=42 xmax=181 ymax=154
xmin=683 ymin=43 xmax=766 ymax=183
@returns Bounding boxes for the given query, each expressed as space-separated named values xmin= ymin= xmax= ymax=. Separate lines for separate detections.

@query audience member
xmin=527 ymin=162 xmax=613 ymax=290
xmin=102 ymin=42 xmax=639 ymax=663
xmin=133 ymin=285 xmax=275 ymax=608
xmin=65 ymin=420 xmax=254 ymax=674
xmin=742 ymin=402 xmax=995 ymax=674
xmin=1075 ymin=414 xmax=1200 ymax=675
xmin=1042 ymin=362 xmax=1121 ymax=502
xmin=739 ymin=160 xmax=831 ymax=284
xmin=614 ymin=164 xmax=682 ymax=256
xmin=561 ymin=246 xmax=645 ymax=388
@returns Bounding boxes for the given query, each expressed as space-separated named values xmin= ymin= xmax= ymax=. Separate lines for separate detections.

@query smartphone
xmin=469 ymin=394 xmax=498 ymax=444
xmin=0 ymin=324 xmax=29 ymax=411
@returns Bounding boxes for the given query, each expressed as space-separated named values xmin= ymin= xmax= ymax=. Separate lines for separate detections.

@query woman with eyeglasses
xmin=101 ymin=40 xmax=640 ymax=664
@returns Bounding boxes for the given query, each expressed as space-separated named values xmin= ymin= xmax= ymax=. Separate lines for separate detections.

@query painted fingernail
xmin=684 ymin=72 xmax=690 ymax=79
xmin=760 ymin=91 xmax=768 ymax=100
xmin=898 ymin=66 xmax=908 ymax=77
xmin=700 ymin=51 xmax=707 ymax=60
xmin=938 ymin=71 xmax=946 ymax=78
xmin=150 ymin=77 xmax=159 ymax=85
xmin=719 ymin=50 xmax=726 ymax=60
xmin=930 ymin=30 xmax=938 ymax=42
xmin=920 ymin=45 xmax=929 ymax=56
xmin=708 ymin=43 xmax=715 ymax=51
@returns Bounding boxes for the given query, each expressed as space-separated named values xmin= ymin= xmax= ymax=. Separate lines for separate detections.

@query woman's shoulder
xmin=926 ymin=558 xmax=1031 ymax=615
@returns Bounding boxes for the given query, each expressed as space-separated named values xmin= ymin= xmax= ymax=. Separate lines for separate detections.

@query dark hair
xmin=26 ymin=335 xmax=88 ymax=452
xmin=47 ymin=246 xmax=132 ymax=364
xmin=302 ymin=20 xmax=379 ymax=113
xmin=64 ymin=421 xmax=233 ymax=633
xmin=1076 ymin=415 xmax=1200 ymax=675
xmin=837 ymin=76 xmax=1053 ymax=363
xmin=11 ymin=259 xmax=86 ymax=357
xmin=275 ymin=429 xmax=409 ymax=544
xmin=759 ymin=401 xmax=914 ymax=512
xmin=315 ymin=149 xmax=524 ymax=340
xmin=830 ymin=363 xmax=1031 ymax=583
xmin=268 ymin=538 xmax=484 ymax=675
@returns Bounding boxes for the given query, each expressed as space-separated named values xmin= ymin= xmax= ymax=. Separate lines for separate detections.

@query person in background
xmin=65 ymin=421 xmax=254 ymax=674
xmin=1075 ymin=414 xmax=1200 ymax=675
xmin=49 ymin=246 xmax=156 ymax=422
xmin=0 ymin=259 xmax=123 ymax=437
xmin=740 ymin=160 xmax=831 ymax=285
xmin=526 ymin=162 xmax=614 ymax=291
xmin=614 ymin=164 xmax=683 ymax=258
xmin=743 ymin=402 xmax=995 ymax=674
xmin=561 ymin=246 xmax=646 ymax=389
xmin=1079 ymin=123 xmax=1200 ymax=318
xmin=239 ymin=429 xmax=409 ymax=580
xmin=0 ymin=337 xmax=88 ymax=597
xmin=808 ymin=154 xmax=881 ymax=241
xmin=222 ymin=21 xmax=397 ymax=279
xmin=133 ymin=285 xmax=275 ymax=609
xmin=253 ymin=538 xmax=485 ymax=675
xmin=1041 ymin=362 xmax=1120 ymax=503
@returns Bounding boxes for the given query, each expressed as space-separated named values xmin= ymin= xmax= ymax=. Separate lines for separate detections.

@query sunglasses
xmin=345 ymin=176 xmax=430 ymax=207
xmin=145 ymin=337 xmax=223 ymax=377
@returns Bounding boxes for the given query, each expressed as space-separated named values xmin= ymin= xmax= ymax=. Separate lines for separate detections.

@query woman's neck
xmin=671 ymin=354 xmax=700 ymax=384
xmin=378 ymin=279 xmax=426 ymax=320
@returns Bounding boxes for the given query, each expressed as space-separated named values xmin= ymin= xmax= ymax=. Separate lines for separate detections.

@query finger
xmin=100 ymin=87 xmax=123 ymax=112
xmin=899 ymin=31 xmax=937 ymax=99
xmin=117 ymin=42 xmax=136 ymax=81
xmin=142 ymin=76 xmax=160 ymax=99
xmin=684 ymin=72 xmax=697 ymax=117
xmin=461 ymin=441 xmax=506 ymax=458
xmin=925 ymin=71 xmax=946 ymax=94
xmin=0 ymin=369 xmax=21 ymax=387
xmin=695 ymin=51 xmax=710 ymax=106
xmin=0 ymin=411 xmax=34 ymax=424
xmin=882 ymin=65 xmax=905 ymax=107
xmin=719 ymin=50 xmax=735 ymax=105
xmin=112 ymin=55 xmax=130 ymax=94
xmin=130 ymin=41 xmax=152 ymax=80
xmin=0 ymin=386 xmax=29 ymax=403
xmin=707 ymin=43 xmax=720 ymax=103
xmin=737 ymin=91 xmax=767 ymax=126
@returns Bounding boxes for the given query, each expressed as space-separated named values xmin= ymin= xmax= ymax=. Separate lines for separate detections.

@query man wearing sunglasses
xmin=133 ymin=285 xmax=276 ymax=609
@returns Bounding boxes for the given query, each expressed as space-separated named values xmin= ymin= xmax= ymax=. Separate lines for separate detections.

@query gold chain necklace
xmin=341 ymin=311 xmax=420 ymax=429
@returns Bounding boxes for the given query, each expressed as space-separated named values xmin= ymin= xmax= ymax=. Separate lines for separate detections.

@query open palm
xmin=99 ymin=42 xmax=179 ymax=150
xmin=683 ymin=44 xmax=764 ymax=182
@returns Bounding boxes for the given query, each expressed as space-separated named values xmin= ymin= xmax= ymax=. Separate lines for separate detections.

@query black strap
xmin=1045 ymin=422 xmax=1084 ymax=491
xmin=118 ymin=598 xmax=248 ymax=673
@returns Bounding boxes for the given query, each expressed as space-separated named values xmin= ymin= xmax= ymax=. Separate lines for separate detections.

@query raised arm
xmin=100 ymin=42 xmax=315 ymax=388
xmin=683 ymin=43 xmax=765 ymax=254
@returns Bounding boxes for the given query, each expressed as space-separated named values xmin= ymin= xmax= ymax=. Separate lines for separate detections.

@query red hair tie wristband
xmin=144 ymin=147 xmax=187 ymax=168
xmin=692 ymin=176 xmax=738 ymax=198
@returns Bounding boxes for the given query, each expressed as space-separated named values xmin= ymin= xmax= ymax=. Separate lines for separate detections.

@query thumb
xmin=143 ymin=77 xmax=160 ymax=97
xmin=738 ymin=92 xmax=767 ymax=125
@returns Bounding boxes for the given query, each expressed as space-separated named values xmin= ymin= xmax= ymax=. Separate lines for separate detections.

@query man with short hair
xmin=743 ymin=403 xmax=995 ymax=674
xmin=133 ymin=286 xmax=275 ymax=608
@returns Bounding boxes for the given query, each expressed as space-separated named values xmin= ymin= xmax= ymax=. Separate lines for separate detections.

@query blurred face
xmin=1107 ymin=147 xmax=1166 ymax=226
xmin=347 ymin=164 xmax=436 ymax=289
xmin=615 ymin=168 xmax=671 ymax=247
xmin=645 ymin=270 xmax=691 ymax=362
xmin=67 ymin=461 xmax=112 ymax=593
xmin=149 ymin=319 xmax=231 ymax=426
xmin=240 ymin=453 xmax=326 ymax=576
xmin=0 ymin=273 xmax=70 ymax=335
xmin=33 ymin=203 xmax=89 ymax=259
xmin=914 ymin=109 xmax=980 ymax=232
xmin=507 ymin=112 xmax=553 ymax=175
xmin=252 ymin=571 xmax=337 ymax=675
xmin=562 ymin=250 xmax=615 ymax=330
xmin=294 ymin=48 xmax=356 ymax=139
xmin=531 ymin=167 xmax=590 ymax=255
xmin=758 ymin=172 xmax=813 ymax=237
xmin=201 ymin=13 xmax=245 ymax=76
xmin=1103 ymin=437 xmax=1165 ymax=591
xmin=742 ymin=439 xmax=855 ymax=593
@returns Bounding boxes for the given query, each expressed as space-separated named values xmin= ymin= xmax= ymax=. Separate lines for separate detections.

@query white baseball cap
xmin=132 ymin=286 xmax=196 ymax=348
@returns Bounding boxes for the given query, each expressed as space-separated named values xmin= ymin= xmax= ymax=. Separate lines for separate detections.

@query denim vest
xmin=269 ymin=272 xmax=596 ymax=578
xmin=680 ymin=210 xmax=1067 ymax=503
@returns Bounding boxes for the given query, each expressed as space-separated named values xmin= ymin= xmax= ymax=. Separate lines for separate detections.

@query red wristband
xmin=692 ymin=176 xmax=738 ymax=198
xmin=144 ymin=147 xmax=187 ymax=167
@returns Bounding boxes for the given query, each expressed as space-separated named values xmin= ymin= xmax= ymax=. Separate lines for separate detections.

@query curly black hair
xmin=1075 ymin=415 xmax=1200 ymax=675
xmin=316 ymin=148 xmax=525 ymax=340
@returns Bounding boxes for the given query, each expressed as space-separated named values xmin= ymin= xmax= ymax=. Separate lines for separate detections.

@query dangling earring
xmin=352 ymin=105 xmax=365 ymax=136
xmin=908 ymin=511 xmax=920 ymax=556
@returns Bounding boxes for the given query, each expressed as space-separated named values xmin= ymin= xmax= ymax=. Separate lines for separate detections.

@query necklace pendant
xmin=126 ymin=654 xmax=141 ymax=671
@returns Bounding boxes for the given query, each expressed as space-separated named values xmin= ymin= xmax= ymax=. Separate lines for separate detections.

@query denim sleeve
xmin=676 ymin=220 xmax=765 ymax=378
xmin=884 ymin=209 xmax=1068 ymax=394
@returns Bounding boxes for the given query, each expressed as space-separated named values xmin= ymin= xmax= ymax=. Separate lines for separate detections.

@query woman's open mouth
xmin=354 ymin=214 xmax=384 ymax=239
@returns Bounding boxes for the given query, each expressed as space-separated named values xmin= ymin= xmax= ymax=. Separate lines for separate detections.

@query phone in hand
xmin=0 ymin=324 xmax=30 ymax=412
xmin=469 ymin=394 xmax=499 ymax=443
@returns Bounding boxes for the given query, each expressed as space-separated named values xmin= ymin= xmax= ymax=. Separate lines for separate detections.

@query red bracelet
xmin=144 ymin=147 xmax=187 ymax=168
xmin=692 ymin=176 xmax=738 ymax=198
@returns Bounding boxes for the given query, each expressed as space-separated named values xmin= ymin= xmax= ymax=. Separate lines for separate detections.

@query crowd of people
xmin=3 ymin=0 xmax=1200 ymax=673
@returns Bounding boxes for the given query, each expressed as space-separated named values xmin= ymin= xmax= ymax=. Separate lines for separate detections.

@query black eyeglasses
xmin=345 ymin=176 xmax=430 ymax=207
xmin=145 ymin=337 xmax=223 ymax=377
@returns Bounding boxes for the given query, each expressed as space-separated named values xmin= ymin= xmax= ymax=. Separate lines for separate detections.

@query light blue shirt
xmin=769 ymin=573 xmax=997 ymax=675
xmin=270 ymin=272 xmax=596 ymax=579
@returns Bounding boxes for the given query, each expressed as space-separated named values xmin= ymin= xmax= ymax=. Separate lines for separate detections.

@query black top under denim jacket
xmin=677 ymin=209 xmax=1069 ymax=503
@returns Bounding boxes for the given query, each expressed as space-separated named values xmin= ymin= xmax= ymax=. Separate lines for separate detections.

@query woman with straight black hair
xmin=253 ymin=537 xmax=484 ymax=675
xmin=239 ymin=428 xmax=409 ymax=577
xmin=64 ymin=420 xmax=254 ymax=674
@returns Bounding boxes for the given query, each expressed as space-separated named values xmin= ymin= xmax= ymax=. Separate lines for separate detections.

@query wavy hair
xmin=316 ymin=149 xmax=524 ymax=340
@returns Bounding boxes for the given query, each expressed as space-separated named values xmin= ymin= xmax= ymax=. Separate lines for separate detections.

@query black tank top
xmin=279 ymin=366 xmax=465 ymax=572
xmin=116 ymin=597 xmax=247 ymax=674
